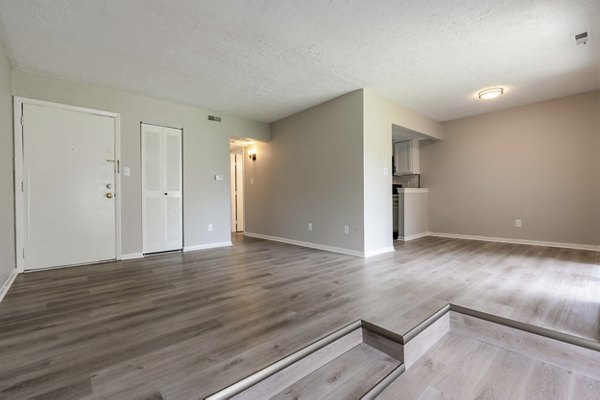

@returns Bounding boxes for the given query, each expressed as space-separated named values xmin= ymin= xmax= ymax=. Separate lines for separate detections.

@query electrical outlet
xmin=208 ymin=223 xmax=213 ymax=232
xmin=383 ymin=167 xmax=389 ymax=176
xmin=344 ymin=225 xmax=349 ymax=234
xmin=250 ymin=178 xmax=254 ymax=184
xmin=515 ymin=219 xmax=522 ymax=228
xmin=308 ymin=222 xmax=312 ymax=232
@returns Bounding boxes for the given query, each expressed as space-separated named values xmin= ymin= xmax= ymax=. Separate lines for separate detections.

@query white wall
xmin=363 ymin=89 xmax=443 ymax=255
xmin=403 ymin=191 xmax=429 ymax=239
xmin=12 ymin=70 xmax=269 ymax=255
xmin=421 ymin=91 xmax=600 ymax=247
xmin=244 ymin=90 xmax=365 ymax=254
xmin=0 ymin=38 xmax=15 ymax=291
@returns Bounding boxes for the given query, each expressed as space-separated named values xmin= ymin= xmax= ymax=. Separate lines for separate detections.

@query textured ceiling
xmin=0 ymin=0 xmax=598 ymax=123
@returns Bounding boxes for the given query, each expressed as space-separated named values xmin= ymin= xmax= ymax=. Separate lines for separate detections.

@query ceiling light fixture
xmin=478 ymin=87 xmax=504 ymax=100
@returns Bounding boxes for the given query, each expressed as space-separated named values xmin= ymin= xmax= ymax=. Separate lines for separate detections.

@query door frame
xmin=13 ymin=97 xmax=122 ymax=273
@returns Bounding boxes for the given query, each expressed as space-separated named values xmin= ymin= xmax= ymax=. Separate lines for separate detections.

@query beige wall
xmin=244 ymin=90 xmax=365 ymax=253
xmin=363 ymin=90 xmax=443 ymax=254
xmin=245 ymin=89 xmax=443 ymax=256
xmin=12 ymin=70 xmax=269 ymax=255
xmin=421 ymin=91 xmax=600 ymax=246
xmin=0 ymin=39 xmax=15 ymax=289
xmin=363 ymin=89 xmax=444 ymax=141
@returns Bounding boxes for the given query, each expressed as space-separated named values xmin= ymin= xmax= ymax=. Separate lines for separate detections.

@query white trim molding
xmin=120 ymin=253 xmax=144 ymax=260
xmin=183 ymin=242 xmax=233 ymax=252
xmin=0 ymin=269 xmax=18 ymax=304
xmin=244 ymin=232 xmax=366 ymax=257
xmin=428 ymin=232 xmax=600 ymax=252
xmin=398 ymin=232 xmax=430 ymax=242
xmin=364 ymin=247 xmax=396 ymax=258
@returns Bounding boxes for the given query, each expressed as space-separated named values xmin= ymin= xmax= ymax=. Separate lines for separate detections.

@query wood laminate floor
xmin=378 ymin=331 xmax=600 ymax=400
xmin=270 ymin=343 xmax=398 ymax=400
xmin=0 ymin=234 xmax=599 ymax=399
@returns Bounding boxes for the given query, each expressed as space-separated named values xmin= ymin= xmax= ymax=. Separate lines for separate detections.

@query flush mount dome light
xmin=478 ymin=87 xmax=504 ymax=100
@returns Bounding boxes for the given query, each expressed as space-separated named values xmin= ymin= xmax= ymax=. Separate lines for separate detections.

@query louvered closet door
xmin=162 ymin=127 xmax=183 ymax=251
xmin=142 ymin=124 xmax=182 ymax=254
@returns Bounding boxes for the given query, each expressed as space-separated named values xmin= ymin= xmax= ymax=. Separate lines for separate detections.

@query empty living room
xmin=1 ymin=1 xmax=599 ymax=399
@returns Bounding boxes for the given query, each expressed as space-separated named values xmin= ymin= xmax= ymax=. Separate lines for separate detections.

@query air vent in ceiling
xmin=574 ymin=32 xmax=589 ymax=45
xmin=208 ymin=115 xmax=222 ymax=122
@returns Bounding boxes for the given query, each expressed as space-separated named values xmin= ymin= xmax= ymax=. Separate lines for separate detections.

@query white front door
xmin=22 ymin=103 xmax=117 ymax=270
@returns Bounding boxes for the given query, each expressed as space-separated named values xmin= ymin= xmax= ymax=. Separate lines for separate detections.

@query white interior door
xmin=234 ymin=152 xmax=244 ymax=231
xmin=22 ymin=103 xmax=117 ymax=270
xmin=162 ymin=127 xmax=183 ymax=250
xmin=229 ymin=151 xmax=244 ymax=232
xmin=142 ymin=124 xmax=182 ymax=254
xmin=142 ymin=124 xmax=164 ymax=253
xmin=230 ymin=153 xmax=236 ymax=232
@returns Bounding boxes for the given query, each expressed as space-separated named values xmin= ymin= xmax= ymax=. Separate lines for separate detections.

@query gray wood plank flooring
xmin=0 ymin=234 xmax=598 ymax=399
xmin=270 ymin=343 xmax=398 ymax=400
xmin=377 ymin=332 xmax=600 ymax=400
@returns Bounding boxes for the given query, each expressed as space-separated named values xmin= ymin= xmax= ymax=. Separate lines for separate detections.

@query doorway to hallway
xmin=230 ymin=149 xmax=244 ymax=232
xmin=229 ymin=138 xmax=256 ymax=234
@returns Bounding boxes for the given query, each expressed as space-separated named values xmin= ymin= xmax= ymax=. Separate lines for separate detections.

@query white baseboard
xmin=244 ymin=232 xmax=365 ymax=257
xmin=183 ymin=241 xmax=233 ymax=252
xmin=120 ymin=252 xmax=144 ymax=260
xmin=398 ymin=232 xmax=430 ymax=241
xmin=0 ymin=269 xmax=18 ymax=304
xmin=428 ymin=232 xmax=600 ymax=251
xmin=364 ymin=246 xmax=396 ymax=257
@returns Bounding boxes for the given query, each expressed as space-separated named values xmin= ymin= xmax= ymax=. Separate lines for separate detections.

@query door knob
xmin=106 ymin=193 xmax=113 ymax=199
xmin=106 ymin=183 xmax=112 ymax=189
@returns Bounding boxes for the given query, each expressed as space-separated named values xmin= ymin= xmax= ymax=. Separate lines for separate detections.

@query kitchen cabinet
xmin=393 ymin=140 xmax=420 ymax=176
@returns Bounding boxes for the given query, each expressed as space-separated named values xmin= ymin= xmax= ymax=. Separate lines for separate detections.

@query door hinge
xmin=21 ymin=181 xmax=24 ymax=192
xmin=22 ymin=248 xmax=25 ymax=258
xmin=20 ymin=115 xmax=24 ymax=126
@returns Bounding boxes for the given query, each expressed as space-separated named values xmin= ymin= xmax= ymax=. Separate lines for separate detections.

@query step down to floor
xmin=205 ymin=320 xmax=406 ymax=399
xmin=206 ymin=304 xmax=600 ymax=399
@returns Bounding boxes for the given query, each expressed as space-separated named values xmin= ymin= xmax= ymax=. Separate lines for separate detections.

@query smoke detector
xmin=574 ymin=32 xmax=589 ymax=46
